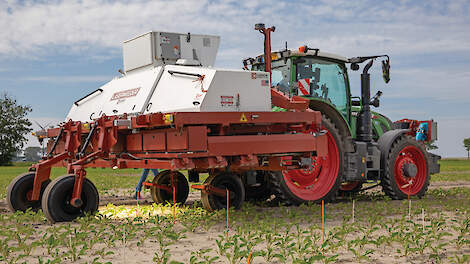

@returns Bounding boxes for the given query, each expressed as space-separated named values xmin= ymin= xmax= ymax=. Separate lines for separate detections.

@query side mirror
xmin=382 ymin=58 xmax=390 ymax=83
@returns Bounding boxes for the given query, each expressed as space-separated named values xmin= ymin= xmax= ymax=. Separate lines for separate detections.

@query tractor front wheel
xmin=381 ymin=136 xmax=430 ymax=199
xmin=41 ymin=175 xmax=99 ymax=223
xmin=7 ymin=172 xmax=50 ymax=212
xmin=150 ymin=170 xmax=189 ymax=205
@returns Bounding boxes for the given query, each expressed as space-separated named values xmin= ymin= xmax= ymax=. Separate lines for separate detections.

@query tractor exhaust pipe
xmin=357 ymin=59 xmax=374 ymax=142
xmin=255 ymin=23 xmax=275 ymax=83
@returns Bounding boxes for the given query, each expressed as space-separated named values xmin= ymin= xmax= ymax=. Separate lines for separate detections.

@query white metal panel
xmin=123 ymin=32 xmax=153 ymax=72
xmin=145 ymin=65 xmax=216 ymax=113
xmin=201 ymin=70 xmax=271 ymax=112
xmin=66 ymin=67 xmax=163 ymax=122
xmin=145 ymin=66 xmax=271 ymax=113
xmin=66 ymin=80 xmax=117 ymax=122
xmin=179 ymin=35 xmax=220 ymax=67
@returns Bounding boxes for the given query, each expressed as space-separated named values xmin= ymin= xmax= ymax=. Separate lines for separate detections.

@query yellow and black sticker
xmin=240 ymin=113 xmax=248 ymax=122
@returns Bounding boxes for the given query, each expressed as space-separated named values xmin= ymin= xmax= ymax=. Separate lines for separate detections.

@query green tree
xmin=464 ymin=138 xmax=470 ymax=159
xmin=24 ymin=146 xmax=42 ymax=162
xmin=0 ymin=93 xmax=32 ymax=165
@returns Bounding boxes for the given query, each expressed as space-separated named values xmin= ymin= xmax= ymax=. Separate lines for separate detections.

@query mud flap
xmin=427 ymin=152 xmax=441 ymax=174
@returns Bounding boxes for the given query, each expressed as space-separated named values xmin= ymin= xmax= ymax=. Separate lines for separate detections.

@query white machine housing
xmin=65 ymin=31 xmax=272 ymax=122
xmin=123 ymin=31 xmax=220 ymax=73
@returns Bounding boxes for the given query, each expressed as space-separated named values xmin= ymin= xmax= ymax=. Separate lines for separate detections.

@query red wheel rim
xmin=340 ymin=181 xmax=361 ymax=191
xmin=394 ymin=145 xmax=427 ymax=195
xmin=282 ymin=129 xmax=339 ymax=201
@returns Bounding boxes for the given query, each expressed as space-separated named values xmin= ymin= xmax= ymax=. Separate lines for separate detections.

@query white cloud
xmin=2 ymin=0 xmax=470 ymax=158
xmin=21 ymin=75 xmax=113 ymax=83
xmin=1 ymin=0 xmax=469 ymax=62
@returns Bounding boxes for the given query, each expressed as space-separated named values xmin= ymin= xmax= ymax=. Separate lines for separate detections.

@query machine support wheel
xmin=41 ymin=175 xmax=99 ymax=223
xmin=201 ymin=172 xmax=245 ymax=211
xmin=242 ymin=171 xmax=272 ymax=202
xmin=7 ymin=172 xmax=50 ymax=212
xmin=270 ymin=115 xmax=344 ymax=204
xmin=381 ymin=136 xmax=430 ymax=199
xmin=150 ymin=170 xmax=189 ymax=205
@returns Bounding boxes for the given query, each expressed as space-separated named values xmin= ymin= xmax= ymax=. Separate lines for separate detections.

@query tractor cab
xmin=246 ymin=48 xmax=394 ymax=142
xmin=250 ymin=50 xmax=351 ymax=123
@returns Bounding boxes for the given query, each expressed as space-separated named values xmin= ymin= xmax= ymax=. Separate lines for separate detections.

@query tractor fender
xmin=309 ymin=100 xmax=354 ymax=152
xmin=377 ymin=129 xmax=409 ymax=169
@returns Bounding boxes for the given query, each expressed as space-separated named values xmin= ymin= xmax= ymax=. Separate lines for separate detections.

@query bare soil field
xmin=0 ymin=184 xmax=469 ymax=263
xmin=1 ymin=160 xmax=469 ymax=263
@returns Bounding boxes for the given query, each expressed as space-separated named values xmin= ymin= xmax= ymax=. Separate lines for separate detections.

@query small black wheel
xmin=7 ymin=172 xmax=50 ymax=212
xmin=381 ymin=136 xmax=430 ymax=199
xmin=201 ymin=172 xmax=245 ymax=211
xmin=41 ymin=175 xmax=99 ymax=223
xmin=150 ymin=170 xmax=189 ymax=204
xmin=242 ymin=171 xmax=272 ymax=202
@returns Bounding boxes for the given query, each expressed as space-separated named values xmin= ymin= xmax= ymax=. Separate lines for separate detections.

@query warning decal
xmin=298 ymin=79 xmax=310 ymax=95
xmin=251 ymin=72 xmax=269 ymax=79
xmin=240 ymin=113 xmax=248 ymax=122
xmin=220 ymin=95 xmax=234 ymax=107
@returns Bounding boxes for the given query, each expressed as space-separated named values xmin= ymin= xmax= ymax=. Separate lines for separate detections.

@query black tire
xmin=6 ymin=172 xmax=50 ymax=212
xmin=42 ymin=175 xmax=99 ymax=223
xmin=242 ymin=171 xmax=272 ymax=202
xmin=381 ymin=136 xmax=430 ymax=199
xmin=150 ymin=170 xmax=189 ymax=204
xmin=270 ymin=115 xmax=343 ymax=205
xmin=201 ymin=172 xmax=245 ymax=211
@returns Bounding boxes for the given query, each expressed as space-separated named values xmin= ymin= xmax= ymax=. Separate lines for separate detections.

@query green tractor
xmin=243 ymin=24 xmax=440 ymax=204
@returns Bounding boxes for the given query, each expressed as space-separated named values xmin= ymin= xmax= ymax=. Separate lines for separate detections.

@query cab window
xmin=296 ymin=57 xmax=348 ymax=118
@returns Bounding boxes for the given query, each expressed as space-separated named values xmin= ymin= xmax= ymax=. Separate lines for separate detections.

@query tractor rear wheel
xmin=41 ymin=175 xmax=99 ymax=223
xmin=201 ymin=172 xmax=245 ymax=211
xmin=381 ymin=136 xmax=430 ymax=199
xmin=150 ymin=170 xmax=189 ymax=205
xmin=270 ymin=116 xmax=343 ymax=204
xmin=7 ymin=172 xmax=50 ymax=212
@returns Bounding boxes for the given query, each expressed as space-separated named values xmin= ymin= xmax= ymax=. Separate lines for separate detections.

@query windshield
xmin=253 ymin=59 xmax=291 ymax=94
xmin=296 ymin=57 xmax=348 ymax=117
xmin=271 ymin=59 xmax=291 ymax=94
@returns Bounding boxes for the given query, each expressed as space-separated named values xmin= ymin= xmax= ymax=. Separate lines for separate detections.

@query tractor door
xmin=293 ymin=57 xmax=352 ymax=123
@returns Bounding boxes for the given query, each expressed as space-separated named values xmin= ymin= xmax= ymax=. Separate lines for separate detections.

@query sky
xmin=0 ymin=0 xmax=469 ymax=157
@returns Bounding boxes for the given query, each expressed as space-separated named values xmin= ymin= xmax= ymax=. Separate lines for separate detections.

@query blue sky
xmin=1 ymin=0 xmax=469 ymax=157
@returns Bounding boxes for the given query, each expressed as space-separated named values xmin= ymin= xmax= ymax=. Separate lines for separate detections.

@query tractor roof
xmin=253 ymin=49 xmax=348 ymax=65
xmin=290 ymin=50 xmax=348 ymax=62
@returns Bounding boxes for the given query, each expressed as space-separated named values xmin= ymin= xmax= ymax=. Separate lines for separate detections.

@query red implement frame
xmin=29 ymin=109 xmax=327 ymax=207
xmin=394 ymin=119 xmax=436 ymax=142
